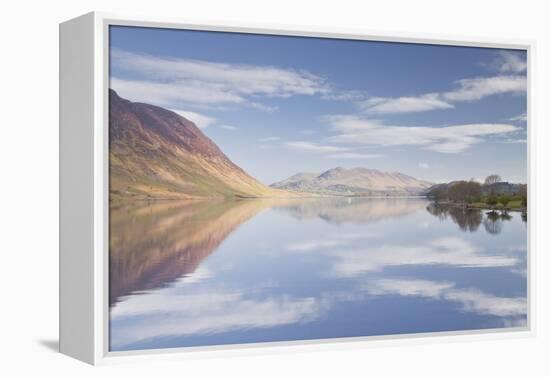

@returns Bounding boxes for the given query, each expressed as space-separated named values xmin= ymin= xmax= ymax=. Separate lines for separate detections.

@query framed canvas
xmin=59 ymin=12 xmax=535 ymax=365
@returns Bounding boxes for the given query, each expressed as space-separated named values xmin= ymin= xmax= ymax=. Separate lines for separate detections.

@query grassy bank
xmin=433 ymin=197 xmax=526 ymax=212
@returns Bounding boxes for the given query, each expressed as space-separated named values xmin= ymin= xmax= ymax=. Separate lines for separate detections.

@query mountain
xmin=109 ymin=90 xmax=287 ymax=200
xmin=271 ymin=167 xmax=433 ymax=196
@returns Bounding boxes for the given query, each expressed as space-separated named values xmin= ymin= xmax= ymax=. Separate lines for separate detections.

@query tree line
xmin=428 ymin=174 xmax=527 ymax=210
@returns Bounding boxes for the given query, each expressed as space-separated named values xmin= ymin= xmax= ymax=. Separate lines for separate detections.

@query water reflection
xmin=289 ymin=236 xmax=520 ymax=277
xmin=278 ymin=196 xmax=427 ymax=224
xmin=110 ymin=197 xmax=428 ymax=305
xmin=426 ymin=204 xmax=482 ymax=232
xmin=484 ymin=211 xmax=513 ymax=235
xmin=425 ymin=204 xmax=517 ymax=235
xmin=365 ymin=278 xmax=526 ymax=318
xmin=110 ymin=197 xmax=527 ymax=351
xmin=109 ymin=199 xmax=277 ymax=305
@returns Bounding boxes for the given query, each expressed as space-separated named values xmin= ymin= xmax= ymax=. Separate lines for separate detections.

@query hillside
xmin=109 ymin=89 xmax=288 ymax=200
xmin=271 ymin=167 xmax=432 ymax=196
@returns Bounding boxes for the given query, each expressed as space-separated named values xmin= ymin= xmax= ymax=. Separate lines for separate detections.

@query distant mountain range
xmin=271 ymin=167 xmax=433 ymax=196
xmin=109 ymin=90 xmax=288 ymax=200
xmin=110 ymin=90 xmax=436 ymax=199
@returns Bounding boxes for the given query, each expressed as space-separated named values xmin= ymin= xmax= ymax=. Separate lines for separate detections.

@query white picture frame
xmin=59 ymin=11 xmax=536 ymax=365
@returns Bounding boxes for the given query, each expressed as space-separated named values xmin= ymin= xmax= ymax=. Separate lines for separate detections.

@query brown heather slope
xmin=109 ymin=89 xmax=289 ymax=200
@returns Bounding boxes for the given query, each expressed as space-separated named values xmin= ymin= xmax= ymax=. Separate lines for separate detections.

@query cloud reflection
xmin=287 ymin=235 xmax=519 ymax=277
xmin=365 ymin=278 xmax=526 ymax=319
xmin=111 ymin=286 xmax=326 ymax=349
xmin=109 ymin=197 xmax=526 ymax=350
xmin=331 ymin=237 xmax=518 ymax=277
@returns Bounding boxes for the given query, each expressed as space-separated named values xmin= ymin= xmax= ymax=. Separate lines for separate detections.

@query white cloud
xmin=357 ymin=74 xmax=526 ymax=114
xmin=496 ymin=51 xmax=527 ymax=73
xmin=284 ymin=141 xmax=349 ymax=153
xmin=365 ymin=278 xmax=526 ymax=318
xmin=283 ymin=235 xmax=519 ymax=278
xmin=259 ymin=136 xmax=281 ymax=142
xmin=322 ymin=90 xmax=368 ymax=101
xmin=111 ymin=288 xmax=324 ymax=348
xmin=112 ymin=78 xmax=244 ymax=107
xmin=220 ymin=125 xmax=238 ymax=131
xmin=169 ymin=109 xmax=216 ymax=129
xmin=360 ymin=94 xmax=453 ymax=114
xmin=329 ymin=237 xmax=519 ymax=277
xmin=367 ymin=279 xmax=454 ymax=298
xmin=500 ymin=138 xmax=527 ymax=144
xmin=249 ymin=102 xmax=279 ymax=112
xmin=287 ymin=233 xmax=379 ymax=253
xmin=326 ymin=115 xmax=520 ymax=154
xmin=419 ymin=162 xmax=430 ymax=169
xmin=327 ymin=152 xmax=383 ymax=159
xmin=173 ymin=266 xmax=213 ymax=284
xmin=287 ymin=239 xmax=349 ymax=252
xmin=300 ymin=129 xmax=317 ymax=135
xmin=111 ymin=49 xmax=328 ymax=110
xmin=509 ymin=113 xmax=527 ymax=123
xmin=442 ymin=75 xmax=526 ymax=102
xmin=445 ymin=289 xmax=526 ymax=317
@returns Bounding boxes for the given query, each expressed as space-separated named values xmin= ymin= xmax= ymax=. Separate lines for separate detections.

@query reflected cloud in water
xmin=286 ymin=235 xmax=519 ymax=277
xmin=111 ymin=285 xmax=326 ymax=349
xmin=365 ymin=278 xmax=526 ymax=318
xmin=110 ymin=197 xmax=527 ymax=351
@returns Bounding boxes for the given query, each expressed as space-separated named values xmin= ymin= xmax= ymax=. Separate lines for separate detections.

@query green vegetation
xmin=427 ymin=174 xmax=527 ymax=211
xmin=477 ymin=194 xmax=525 ymax=209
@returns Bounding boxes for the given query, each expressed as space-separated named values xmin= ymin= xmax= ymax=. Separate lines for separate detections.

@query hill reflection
xmin=275 ymin=197 xmax=427 ymax=224
xmin=109 ymin=199 xmax=273 ymax=305
xmin=110 ymin=197 xmax=429 ymax=306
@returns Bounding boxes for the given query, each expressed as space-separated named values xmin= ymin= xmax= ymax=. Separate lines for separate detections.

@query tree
xmin=519 ymin=185 xmax=527 ymax=208
xmin=486 ymin=195 xmax=498 ymax=209
xmin=465 ymin=180 xmax=482 ymax=203
xmin=521 ymin=195 xmax=527 ymax=207
xmin=499 ymin=195 xmax=511 ymax=209
xmin=429 ymin=187 xmax=448 ymax=202
xmin=484 ymin=174 xmax=502 ymax=185
xmin=447 ymin=180 xmax=481 ymax=204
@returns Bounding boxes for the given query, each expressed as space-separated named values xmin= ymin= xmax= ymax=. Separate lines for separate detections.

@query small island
xmin=425 ymin=174 xmax=527 ymax=214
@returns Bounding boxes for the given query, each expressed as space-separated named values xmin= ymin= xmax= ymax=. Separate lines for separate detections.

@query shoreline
xmin=429 ymin=200 xmax=527 ymax=213
xmin=109 ymin=192 xmax=431 ymax=202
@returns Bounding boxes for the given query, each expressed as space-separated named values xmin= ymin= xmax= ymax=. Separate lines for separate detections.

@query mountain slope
xmin=271 ymin=167 xmax=432 ymax=196
xmin=109 ymin=89 xmax=287 ymax=200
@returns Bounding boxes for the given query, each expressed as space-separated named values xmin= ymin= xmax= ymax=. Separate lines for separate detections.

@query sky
xmin=109 ymin=25 xmax=527 ymax=185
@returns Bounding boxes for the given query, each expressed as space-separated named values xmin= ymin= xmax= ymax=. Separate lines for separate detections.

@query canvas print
xmin=108 ymin=25 xmax=528 ymax=352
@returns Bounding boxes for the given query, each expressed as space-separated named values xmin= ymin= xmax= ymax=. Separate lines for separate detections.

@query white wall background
xmin=1 ymin=0 xmax=548 ymax=375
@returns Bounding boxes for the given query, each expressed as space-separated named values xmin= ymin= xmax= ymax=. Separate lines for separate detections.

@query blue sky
xmin=109 ymin=26 xmax=527 ymax=185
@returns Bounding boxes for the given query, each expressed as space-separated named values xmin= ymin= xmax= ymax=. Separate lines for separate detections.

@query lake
xmin=109 ymin=197 xmax=527 ymax=352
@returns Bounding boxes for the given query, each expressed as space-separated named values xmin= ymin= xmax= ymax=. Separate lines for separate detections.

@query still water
xmin=109 ymin=197 xmax=527 ymax=351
